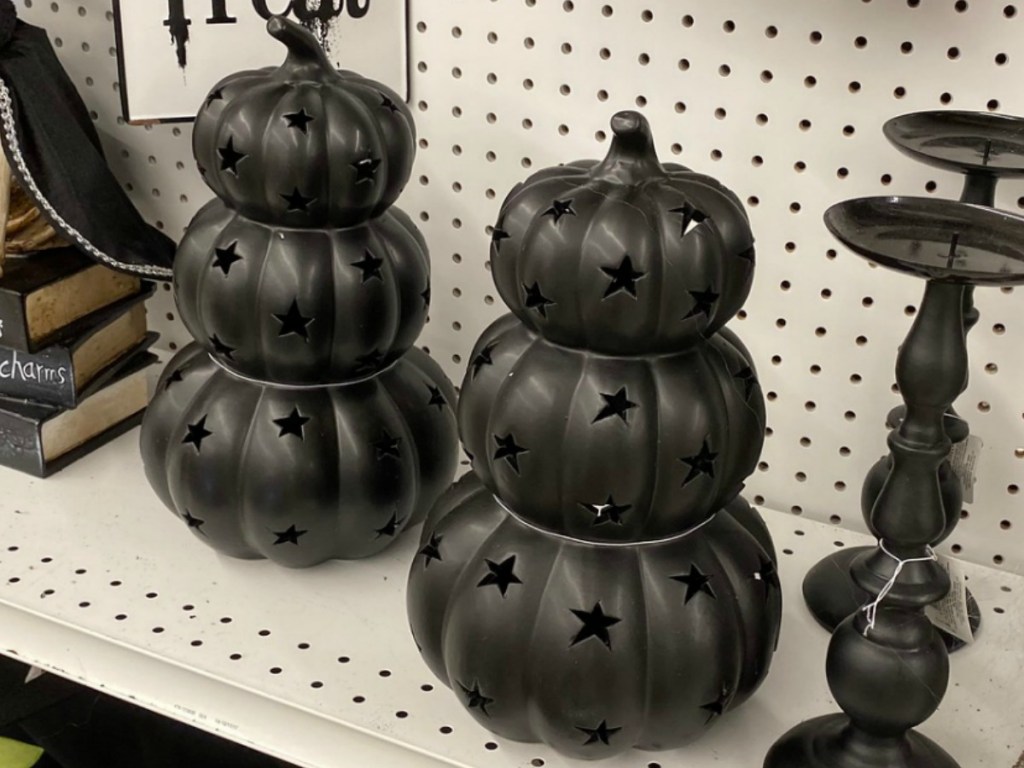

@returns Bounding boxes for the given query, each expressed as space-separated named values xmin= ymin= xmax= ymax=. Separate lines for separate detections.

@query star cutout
xmin=283 ymin=108 xmax=314 ymax=133
xmin=373 ymin=430 xmax=401 ymax=460
xmin=522 ymin=281 xmax=555 ymax=317
xmin=601 ymin=255 xmax=646 ymax=299
xmin=669 ymin=202 xmax=708 ymax=236
xmin=351 ymin=251 xmax=384 ymax=283
xmin=671 ymin=564 xmax=716 ymax=603
xmin=421 ymin=285 xmax=431 ymax=306
xmin=543 ymin=198 xmax=576 ymax=223
xmin=374 ymin=510 xmax=405 ymax=538
xmin=733 ymin=366 xmax=758 ymax=400
xmin=427 ymin=385 xmax=447 ymax=411
xmin=182 ymin=416 xmax=212 ymax=452
xmin=491 ymin=227 xmax=511 ymax=250
xmin=164 ymin=369 xmax=184 ymax=390
xmin=754 ymin=556 xmax=780 ymax=600
xmin=580 ymin=496 xmax=631 ymax=526
xmin=570 ymin=602 xmax=621 ymax=649
xmin=680 ymin=439 xmax=718 ymax=485
xmin=212 ymin=241 xmax=242 ymax=275
xmin=273 ymin=407 xmax=310 ymax=439
xmin=493 ymin=433 xmax=527 ymax=474
xmin=354 ymin=349 xmax=383 ymax=373
xmin=274 ymin=299 xmax=313 ymax=340
xmin=218 ymin=136 xmax=247 ymax=175
xmin=281 ymin=187 xmax=315 ymax=212
xmin=577 ymin=719 xmax=622 ymax=746
xmin=593 ymin=387 xmax=637 ymax=423
xmin=737 ymin=245 xmax=756 ymax=264
xmin=477 ymin=555 xmax=522 ymax=597
xmin=470 ymin=342 xmax=497 ymax=378
xmin=273 ymin=524 xmax=308 ymax=545
xmin=379 ymin=92 xmax=400 ymax=113
xmin=683 ymin=287 xmax=720 ymax=321
xmin=352 ymin=154 xmax=382 ymax=184
xmin=182 ymin=510 xmax=205 ymax=534
xmin=419 ymin=534 xmax=443 ymax=566
xmin=205 ymin=88 xmax=224 ymax=106
xmin=459 ymin=681 xmax=494 ymax=717
xmin=700 ymin=688 xmax=731 ymax=724
xmin=209 ymin=334 xmax=235 ymax=360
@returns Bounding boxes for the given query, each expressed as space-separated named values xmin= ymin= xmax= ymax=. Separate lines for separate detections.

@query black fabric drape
xmin=0 ymin=1 xmax=173 ymax=279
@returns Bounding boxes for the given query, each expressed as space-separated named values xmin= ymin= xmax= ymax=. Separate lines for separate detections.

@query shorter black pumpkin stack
xmin=140 ymin=18 xmax=458 ymax=567
xmin=407 ymin=112 xmax=782 ymax=758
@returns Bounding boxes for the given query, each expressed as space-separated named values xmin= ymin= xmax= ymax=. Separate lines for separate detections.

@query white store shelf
xmin=0 ymin=430 xmax=1022 ymax=768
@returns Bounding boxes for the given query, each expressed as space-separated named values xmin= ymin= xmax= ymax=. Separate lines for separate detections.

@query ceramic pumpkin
xmin=408 ymin=111 xmax=780 ymax=757
xmin=174 ymin=199 xmax=429 ymax=384
xmin=491 ymin=111 xmax=754 ymax=355
xmin=408 ymin=475 xmax=780 ymax=759
xmin=141 ymin=16 xmax=458 ymax=566
xmin=458 ymin=314 xmax=765 ymax=541
xmin=192 ymin=17 xmax=415 ymax=227
xmin=141 ymin=343 xmax=458 ymax=567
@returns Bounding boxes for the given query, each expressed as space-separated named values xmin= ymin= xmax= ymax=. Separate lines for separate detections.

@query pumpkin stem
xmin=593 ymin=111 xmax=666 ymax=183
xmin=267 ymin=16 xmax=335 ymax=77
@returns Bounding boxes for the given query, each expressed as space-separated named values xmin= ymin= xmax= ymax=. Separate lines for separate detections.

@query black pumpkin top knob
xmin=591 ymin=111 xmax=668 ymax=185
xmin=490 ymin=111 xmax=756 ymax=355
xmin=192 ymin=16 xmax=415 ymax=228
xmin=265 ymin=16 xmax=337 ymax=81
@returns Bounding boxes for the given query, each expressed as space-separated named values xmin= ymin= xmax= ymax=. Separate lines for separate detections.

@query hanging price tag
xmin=925 ymin=554 xmax=974 ymax=645
xmin=947 ymin=433 xmax=983 ymax=504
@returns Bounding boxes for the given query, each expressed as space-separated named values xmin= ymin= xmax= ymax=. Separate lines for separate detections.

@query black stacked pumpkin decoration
xmin=140 ymin=18 xmax=458 ymax=567
xmin=407 ymin=112 xmax=782 ymax=759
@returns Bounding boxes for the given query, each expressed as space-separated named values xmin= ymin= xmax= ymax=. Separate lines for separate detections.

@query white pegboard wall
xmin=15 ymin=0 xmax=1024 ymax=572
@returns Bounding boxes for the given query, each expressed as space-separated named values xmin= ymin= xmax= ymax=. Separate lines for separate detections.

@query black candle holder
xmin=766 ymin=196 xmax=1024 ymax=768
xmin=802 ymin=110 xmax=1024 ymax=648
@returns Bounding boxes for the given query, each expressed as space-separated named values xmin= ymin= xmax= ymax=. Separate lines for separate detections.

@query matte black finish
xmin=490 ymin=111 xmax=754 ymax=355
xmin=824 ymin=196 xmax=1024 ymax=283
xmin=192 ymin=18 xmax=415 ymax=228
xmin=409 ymin=112 xmax=781 ymax=759
xmin=458 ymin=314 xmax=765 ymax=541
xmin=409 ymin=475 xmax=781 ymax=759
xmin=174 ymin=200 xmax=429 ymax=384
xmin=140 ymin=343 xmax=458 ymax=567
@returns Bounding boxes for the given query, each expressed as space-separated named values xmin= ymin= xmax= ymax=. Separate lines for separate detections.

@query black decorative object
xmin=766 ymin=196 xmax=1024 ymax=768
xmin=802 ymin=110 xmax=1024 ymax=647
xmin=191 ymin=18 xmax=414 ymax=229
xmin=408 ymin=112 xmax=781 ymax=759
xmin=0 ymin=2 xmax=175 ymax=278
xmin=140 ymin=18 xmax=458 ymax=567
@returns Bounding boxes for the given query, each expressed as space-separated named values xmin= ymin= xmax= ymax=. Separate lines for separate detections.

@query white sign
xmin=112 ymin=1 xmax=408 ymax=123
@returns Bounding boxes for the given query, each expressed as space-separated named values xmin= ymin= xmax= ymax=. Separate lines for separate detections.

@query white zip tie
xmin=861 ymin=540 xmax=938 ymax=636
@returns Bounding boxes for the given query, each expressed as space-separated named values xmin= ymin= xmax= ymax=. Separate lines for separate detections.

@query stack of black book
xmin=0 ymin=249 xmax=157 ymax=476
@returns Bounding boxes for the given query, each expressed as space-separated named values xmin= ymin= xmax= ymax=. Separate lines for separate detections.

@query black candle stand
xmin=765 ymin=196 xmax=1024 ymax=768
xmin=802 ymin=110 xmax=1024 ymax=648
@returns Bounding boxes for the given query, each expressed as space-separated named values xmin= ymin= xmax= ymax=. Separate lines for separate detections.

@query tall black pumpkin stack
xmin=407 ymin=112 xmax=782 ymax=759
xmin=140 ymin=18 xmax=458 ymax=567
